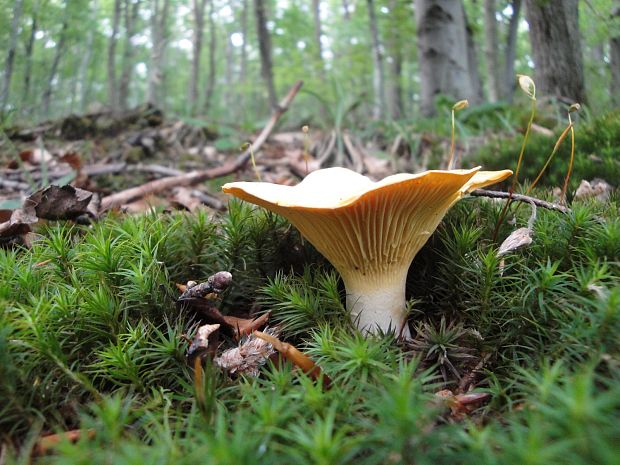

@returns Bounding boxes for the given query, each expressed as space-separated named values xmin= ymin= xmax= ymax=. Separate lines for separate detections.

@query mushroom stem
xmin=344 ymin=270 xmax=411 ymax=339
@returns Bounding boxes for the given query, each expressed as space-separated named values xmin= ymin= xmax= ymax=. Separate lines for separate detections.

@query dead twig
xmin=342 ymin=132 xmax=365 ymax=173
xmin=100 ymin=81 xmax=303 ymax=211
xmin=470 ymin=189 xmax=570 ymax=214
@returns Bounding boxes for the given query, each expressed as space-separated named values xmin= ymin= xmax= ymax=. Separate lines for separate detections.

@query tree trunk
xmin=78 ymin=0 xmax=99 ymax=112
xmin=254 ymin=0 xmax=278 ymax=109
xmin=524 ymin=0 xmax=587 ymax=104
xmin=0 ymin=0 xmax=24 ymax=114
xmin=21 ymin=9 xmax=38 ymax=114
xmin=312 ymin=0 xmax=325 ymax=80
xmin=240 ymin=0 xmax=249 ymax=81
xmin=342 ymin=0 xmax=351 ymax=20
xmin=119 ymin=0 xmax=141 ymax=112
xmin=415 ymin=0 xmax=476 ymax=116
xmin=108 ymin=0 xmax=122 ymax=110
xmin=386 ymin=0 xmax=403 ymax=119
xmin=503 ymin=0 xmax=521 ymax=102
xmin=367 ymin=0 xmax=386 ymax=120
xmin=611 ymin=1 xmax=620 ymax=106
xmin=203 ymin=0 xmax=217 ymax=113
xmin=188 ymin=0 xmax=206 ymax=115
xmin=465 ymin=5 xmax=484 ymax=105
xmin=483 ymin=0 xmax=500 ymax=101
xmin=148 ymin=0 xmax=171 ymax=107
xmin=42 ymin=11 xmax=69 ymax=117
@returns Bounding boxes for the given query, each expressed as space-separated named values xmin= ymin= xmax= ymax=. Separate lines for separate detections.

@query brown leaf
xmin=497 ymin=227 xmax=533 ymax=257
xmin=32 ymin=429 xmax=96 ymax=456
xmin=0 ymin=205 xmax=38 ymax=238
xmin=19 ymin=148 xmax=53 ymax=166
xmin=254 ymin=331 xmax=331 ymax=388
xmin=222 ymin=312 xmax=270 ymax=339
xmin=170 ymin=187 xmax=202 ymax=212
xmin=435 ymin=389 xmax=490 ymax=419
xmin=27 ymin=185 xmax=100 ymax=220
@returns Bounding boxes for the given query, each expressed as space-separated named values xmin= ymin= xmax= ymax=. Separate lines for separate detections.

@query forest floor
xmin=1 ymin=102 xmax=619 ymax=464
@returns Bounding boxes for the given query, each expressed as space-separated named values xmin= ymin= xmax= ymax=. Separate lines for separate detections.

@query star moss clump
xmin=0 ymin=190 xmax=618 ymax=464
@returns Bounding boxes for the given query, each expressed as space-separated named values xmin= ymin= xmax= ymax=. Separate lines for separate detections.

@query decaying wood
xmin=100 ymin=80 xmax=303 ymax=211
xmin=32 ymin=429 xmax=96 ymax=456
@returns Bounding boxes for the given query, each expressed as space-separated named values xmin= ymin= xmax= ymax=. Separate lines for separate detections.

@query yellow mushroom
xmin=223 ymin=167 xmax=512 ymax=338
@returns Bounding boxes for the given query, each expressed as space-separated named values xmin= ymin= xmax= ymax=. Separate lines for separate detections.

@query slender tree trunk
xmin=367 ymin=0 xmax=386 ymax=120
xmin=108 ymin=0 xmax=122 ymax=110
xmin=119 ymin=0 xmax=141 ymax=112
xmin=312 ymin=0 xmax=326 ymax=80
xmin=78 ymin=0 xmax=98 ymax=112
xmin=415 ymin=0 xmax=475 ymax=117
xmin=254 ymin=0 xmax=278 ymax=109
xmin=225 ymin=32 xmax=234 ymax=109
xmin=386 ymin=0 xmax=403 ymax=119
xmin=188 ymin=0 xmax=206 ymax=115
xmin=148 ymin=0 xmax=171 ymax=107
xmin=240 ymin=0 xmax=249 ymax=81
xmin=465 ymin=5 xmax=484 ymax=105
xmin=0 ymin=0 xmax=24 ymax=114
xmin=342 ymin=0 xmax=351 ymax=20
xmin=203 ymin=0 xmax=217 ymax=113
xmin=503 ymin=0 xmax=521 ymax=102
xmin=21 ymin=9 xmax=38 ymax=115
xmin=483 ymin=0 xmax=500 ymax=101
xmin=42 ymin=11 xmax=69 ymax=117
xmin=524 ymin=0 xmax=587 ymax=104
xmin=611 ymin=1 xmax=620 ymax=106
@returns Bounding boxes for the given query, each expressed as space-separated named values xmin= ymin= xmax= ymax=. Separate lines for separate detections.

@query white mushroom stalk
xmin=223 ymin=167 xmax=512 ymax=338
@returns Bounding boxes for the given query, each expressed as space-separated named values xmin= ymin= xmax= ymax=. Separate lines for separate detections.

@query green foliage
xmin=477 ymin=110 xmax=620 ymax=190
xmin=1 ymin=192 xmax=619 ymax=464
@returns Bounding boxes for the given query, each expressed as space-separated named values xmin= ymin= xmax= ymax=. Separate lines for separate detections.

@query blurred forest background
xmin=1 ymin=0 xmax=619 ymax=128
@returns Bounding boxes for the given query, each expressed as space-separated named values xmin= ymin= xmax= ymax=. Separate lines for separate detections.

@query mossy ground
xmin=1 ymin=184 xmax=619 ymax=463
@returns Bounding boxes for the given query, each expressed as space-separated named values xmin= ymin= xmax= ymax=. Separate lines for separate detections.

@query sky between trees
xmin=0 ymin=0 xmax=619 ymax=127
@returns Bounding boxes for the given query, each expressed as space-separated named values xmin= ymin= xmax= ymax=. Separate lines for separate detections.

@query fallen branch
xmin=100 ymin=81 xmax=303 ymax=211
xmin=470 ymin=189 xmax=570 ymax=214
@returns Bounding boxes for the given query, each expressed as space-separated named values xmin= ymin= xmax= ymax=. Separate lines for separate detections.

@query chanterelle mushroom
xmin=223 ymin=167 xmax=512 ymax=338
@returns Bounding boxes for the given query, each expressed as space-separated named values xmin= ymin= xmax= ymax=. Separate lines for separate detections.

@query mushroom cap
xmin=222 ymin=167 xmax=512 ymax=288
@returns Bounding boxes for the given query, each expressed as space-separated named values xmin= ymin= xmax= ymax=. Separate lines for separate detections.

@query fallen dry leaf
xmin=254 ymin=330 xmax=331 ymax=388
xmin=32 ymin=429 xmax=96 ymax=456
xmin=27 ymin=185 xmax=100 ymax=220
xmin=574 ymin=178 xmax=613 ymax=202
xmin=435 ymin=389 xmax=490 ymax=419
xmin=187 ymin=323 xmax=221 ymax=360
xmin=497 ymin=227 xmax=533 ymax=257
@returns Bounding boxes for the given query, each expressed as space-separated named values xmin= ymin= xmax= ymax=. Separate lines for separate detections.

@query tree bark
xmin=483 ymin=0 xmax=500 ymax=101
xmin=188 ymin=0 xmax=207 ymax=115
xmin=342 ymin=0 xmax=351 ymax=20
xmin=240 ymin=0 xmax=249 ymax=81
xmin=386 ymin=0 xmax=403 ymax=119
xmin=524 ymin=0 xmax=587 ymax=104
xmin=611 ymin=1 xmax=620 ymax=106
xmin=119 ymin=0 xmax=141 ymax=112
xmin=108 ymin=0 xmax=122 ymax=110
xmin=367 ymin=0 xmax=386 ymax=120
xmin=203 ymin=0 xmax=217 ymax=114
xmin=0 ymin=0 xmax=24 ymax=114
xmin=254 ymin=0 xmax=278 ymax=109
xmin=415 ymin=0 xmax=476 ymax=116
xmin=78 ymin=0 xmax=99 ymax=112
xmin=147 ymin=0 xmax=171 ymax=107
xmin=503 ymin=0 xmax=521 ymax=102
xmin=312 ymin=0 xmax=326 ymax=80
xmin=42 ymin=10 xmax=69 ymax=117
xmin=465 ymin=5 xmax=484 ymax=105
xmin=21 ymin=8 xmax=38 ymax=114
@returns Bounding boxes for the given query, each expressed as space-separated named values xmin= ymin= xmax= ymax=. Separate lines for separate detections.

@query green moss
xmin=476 ymin=110 xmax=620 ymax=191
xmin=1 ymin=193 xmax=618 ymax=464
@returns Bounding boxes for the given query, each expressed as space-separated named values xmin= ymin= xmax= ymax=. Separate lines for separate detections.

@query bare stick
xmin=100 ymin=81 xmax=303 ymax=211
xmin=470 ymin=189 xmax=570 ymax=214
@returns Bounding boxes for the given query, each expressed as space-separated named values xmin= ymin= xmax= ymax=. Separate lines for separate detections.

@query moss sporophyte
xmin=223 ymin=167 xmax=512 ymax=338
